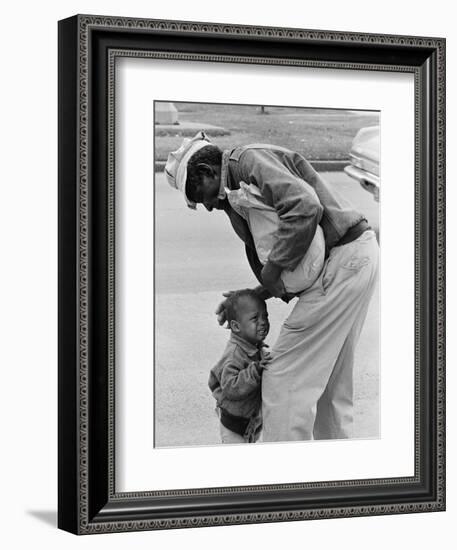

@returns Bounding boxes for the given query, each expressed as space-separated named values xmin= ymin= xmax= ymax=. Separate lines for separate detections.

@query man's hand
xmin=215 ymin=290 xmax=236 ymax=327
xmin=261 ymin=262 xmax=286 ymax=298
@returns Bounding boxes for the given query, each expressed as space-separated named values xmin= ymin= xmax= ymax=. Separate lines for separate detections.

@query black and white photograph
xmin=154 ymin=101 xmax=380 ymax=448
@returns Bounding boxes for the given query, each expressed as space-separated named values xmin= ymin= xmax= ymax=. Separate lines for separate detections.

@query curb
xmin=154 ymin=159 xmax=349 ymax=173
xmin=155 ymin=124 xmax=230 ymax=137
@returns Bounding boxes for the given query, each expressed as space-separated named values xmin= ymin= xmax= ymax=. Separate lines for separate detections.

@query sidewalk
xmin=154 ymin=286 xmax=380 ymax=448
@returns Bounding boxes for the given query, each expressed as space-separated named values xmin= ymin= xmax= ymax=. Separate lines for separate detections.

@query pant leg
xmin=262 ymin=230 xmax=379 ymax=442
xmin=313 ymin=304 xmax=370 ymax=440
xmin=314 ymin=232 xmax=379 ymax=439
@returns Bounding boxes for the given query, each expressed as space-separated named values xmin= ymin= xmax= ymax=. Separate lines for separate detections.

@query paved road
xmin=154 ymin=171 xmax=380 ymax=447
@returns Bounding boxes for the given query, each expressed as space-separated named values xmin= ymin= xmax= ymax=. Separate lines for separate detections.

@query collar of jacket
xmin=217 ymin=149 xmax=232 ymax=200
xmin=229 ymin=332 xmax=265 ymax=358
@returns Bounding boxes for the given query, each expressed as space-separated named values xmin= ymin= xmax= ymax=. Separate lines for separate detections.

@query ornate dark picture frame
xmin=58 ymin=14 xmax=445 ymax=534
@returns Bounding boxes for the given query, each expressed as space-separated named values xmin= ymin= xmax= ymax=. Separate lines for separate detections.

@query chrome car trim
xmin=344 ymin=164 xmax=380 ymax=187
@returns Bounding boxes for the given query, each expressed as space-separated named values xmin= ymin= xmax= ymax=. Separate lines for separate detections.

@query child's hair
xmin=225 ymin=289 xmax=265 ymax=324
xmin=185 ymin=145 xmax=223 ymax=203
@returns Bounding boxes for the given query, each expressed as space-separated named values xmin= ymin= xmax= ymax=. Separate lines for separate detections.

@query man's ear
xmin=230 ymin=320 xmax=241 ymax=333
xmin=197 ymin=163 xmax=215 ymax=178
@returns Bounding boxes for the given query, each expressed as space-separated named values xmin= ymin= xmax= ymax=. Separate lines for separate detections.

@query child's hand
xmin=259 ymin=353 xmax=272 ymax=371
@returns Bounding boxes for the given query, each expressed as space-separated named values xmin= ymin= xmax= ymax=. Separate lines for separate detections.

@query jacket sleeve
xmin=220 ymin=361 xmax=261 ymax=401
xmin=239 ymin=148 xmax=324 ymax=271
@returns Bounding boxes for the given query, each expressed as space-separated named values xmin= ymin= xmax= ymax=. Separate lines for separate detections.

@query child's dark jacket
xmin=208 ymin=333 xmax=264 ymax=423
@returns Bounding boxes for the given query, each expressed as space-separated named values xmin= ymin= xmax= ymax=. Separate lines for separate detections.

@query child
xmin=208 ymin=289 xmax=271 ymax=444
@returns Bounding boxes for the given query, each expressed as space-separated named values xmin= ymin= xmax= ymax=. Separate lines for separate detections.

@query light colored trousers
xmin=220 ymin=424 xmax=246 ymax=444
xmin=262 ymin=230 xmax=379 ymax=442
xmin=218 ymin=411 xmax=262 ymax=444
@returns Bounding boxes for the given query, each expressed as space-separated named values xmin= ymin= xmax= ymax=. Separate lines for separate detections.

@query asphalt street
xmin=154 ymin=171 xmax=380 ymax=447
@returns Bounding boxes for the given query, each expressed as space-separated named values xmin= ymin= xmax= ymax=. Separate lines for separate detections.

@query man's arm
xmin=239 ymin=148 xmax=324 ymax=273
xmin=246 ymin=244 xmax=287 ymax=299
xmin=252 ymin=284 xmax=272 ymax=302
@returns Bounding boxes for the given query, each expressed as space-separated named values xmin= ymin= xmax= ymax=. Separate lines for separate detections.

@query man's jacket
xmin=220 ymin=144 xmax=367 ymax=283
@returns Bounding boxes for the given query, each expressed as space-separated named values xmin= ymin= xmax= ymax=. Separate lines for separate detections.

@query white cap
xmin=164 ymin=131 xmax=211 ymax=209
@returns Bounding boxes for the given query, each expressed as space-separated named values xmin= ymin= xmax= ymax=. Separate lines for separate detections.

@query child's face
xmin=233 ymin=297 xmax=270 ymax=345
